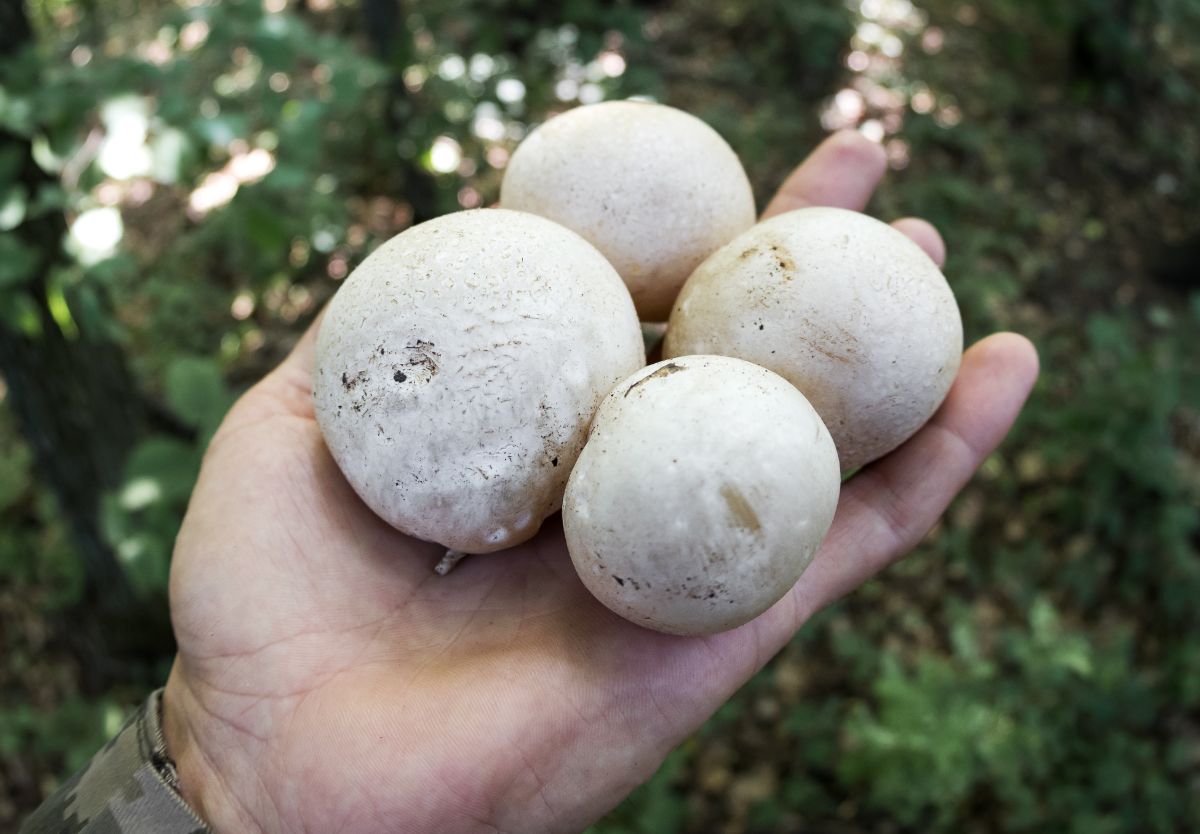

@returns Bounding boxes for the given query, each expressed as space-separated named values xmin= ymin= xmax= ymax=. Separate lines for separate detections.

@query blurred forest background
xmin=1 ymin=0 xmax=1199 ymax=831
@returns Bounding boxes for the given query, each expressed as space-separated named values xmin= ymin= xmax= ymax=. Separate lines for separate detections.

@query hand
xmin=162 ymin=131 xmax=1039 ymax=834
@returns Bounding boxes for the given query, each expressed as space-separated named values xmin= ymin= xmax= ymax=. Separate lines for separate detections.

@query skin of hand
xmin=162 ymin=131 xmax=1040 ymax=834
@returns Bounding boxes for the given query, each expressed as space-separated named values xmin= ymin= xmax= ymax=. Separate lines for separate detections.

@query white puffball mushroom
xmin=665 ymin=207 xmax=963 ymax=472
xmin=314 ymin=209 xmax=645 ymax=554
xmin=500 ymin=100 xmax=757 ymax=322
xmin=563 ymin=355 xmax=841 ymax=636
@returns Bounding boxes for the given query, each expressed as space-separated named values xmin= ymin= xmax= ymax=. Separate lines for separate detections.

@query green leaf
xmin=165 ymin=356 xmax=234 ymax=435
xmin=26 ymin=183 xmax=67 ymax=218
xmin=0 ymin=288 xmax=42 ymax=335
xmin=122 ymin=437 xmax=203 ymax=504
xmin=193 ymin=114 xmax=248 ymax=147
xmin=0 ymin=145 xmax=24 ymax=183
xmin=263 ymin=162 xmax=310 ymax=190
xmin=244 ymin=202 xmax=289 ymax=252
xmin=0 ymin=234 xmax=39 ymax=288
xmin=0 ymin=185 xmax=28 ymax=231
xmin=0 ymin=87 xmax=34 ymax=136
xmin=0 ymin=431 xmax=32 ymax=512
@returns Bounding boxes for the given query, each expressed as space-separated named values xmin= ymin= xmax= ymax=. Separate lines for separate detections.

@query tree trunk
xmin=0 ymin=1 xmax=142 ymax=612
xmin=1069 ymin=0 xmax=1144 ymax=92
xmin=359 ymin=0 xmax=443 ymax=223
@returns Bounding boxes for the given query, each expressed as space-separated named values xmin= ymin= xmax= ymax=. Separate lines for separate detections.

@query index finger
xmin=792 ymin=332 xmax=1040 ymax=616
xmin=762 ymin=130 xmax=888 ymax=220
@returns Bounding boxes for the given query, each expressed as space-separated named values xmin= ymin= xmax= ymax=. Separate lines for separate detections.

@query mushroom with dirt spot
xmin=314 ymin=208 xmax=645 ymax=556
xmin=563 ymin=355 xmax=841 ymax=636
xmin=665 ymin=207 xmax=963 ymax=472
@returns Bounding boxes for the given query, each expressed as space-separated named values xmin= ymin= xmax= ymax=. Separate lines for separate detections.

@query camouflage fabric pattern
xmin=21 ymin=689 xmax=209 ymax=834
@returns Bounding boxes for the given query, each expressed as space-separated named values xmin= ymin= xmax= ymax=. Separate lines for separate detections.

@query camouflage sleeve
xmin=20 ymin=689 xmax=210 ymax=834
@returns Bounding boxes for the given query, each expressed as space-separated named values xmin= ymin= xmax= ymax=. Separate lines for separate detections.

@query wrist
xmin=163 ymin=661 xmax=263 ymax=834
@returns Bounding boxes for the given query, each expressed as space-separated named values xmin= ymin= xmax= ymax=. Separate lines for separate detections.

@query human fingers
xmin=784 ymin=332 xmax=1039 ymax=623
xmin=892 ymin=216 xmax=946 ymax=267
xmin=761 ymin=130 xmax=888 ymax=219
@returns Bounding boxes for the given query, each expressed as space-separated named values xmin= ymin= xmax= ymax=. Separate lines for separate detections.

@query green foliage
xmin=0 ymin=696 xmax=131 ymax=776
xmin=165 ymin=355 xmax=235 ymax=437
xmin=0 ymin=416 xmax=32 ymax=512
xmin=0 ymin=410 xmax=82 ymax=603
xmin=100 ymin=355 xmax=234 ymax=597
xmin=0 ymin=410 xmax=98 ymax=806
xmin=838 ymin=599 xmax=1184 ymax=832
xmin=0 ymin=235 xmax=39 ymax=289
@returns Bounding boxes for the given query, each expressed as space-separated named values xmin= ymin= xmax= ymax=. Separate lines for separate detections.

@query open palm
xmin=162 ymin=132 xmax=1039 ymax=834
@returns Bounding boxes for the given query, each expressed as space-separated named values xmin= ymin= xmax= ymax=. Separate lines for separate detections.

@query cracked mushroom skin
xmin=500 ymin=100 xmax=756 ymax=322
xmin=313 ymin=209 xmax=645 ymax=554
xmin=664 ymin=207 xmax=963 ymax=472
xmin=563 ymin=355 xmax=841 ymax=636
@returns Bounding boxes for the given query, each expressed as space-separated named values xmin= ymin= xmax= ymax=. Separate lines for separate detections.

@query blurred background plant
xmin=1 ymin=0 xmax=1198 ymax=830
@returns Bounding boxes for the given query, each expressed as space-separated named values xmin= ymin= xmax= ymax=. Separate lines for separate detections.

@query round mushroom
xmin=500 ymin=100 xmax=756 ymax=322
xmin=314 ymin=208 xmax=645 ymax=554
xmin=664 ymin=207 xmax=963 ymax=472
xmin=563 ymin=355 xmax=841 ymax=636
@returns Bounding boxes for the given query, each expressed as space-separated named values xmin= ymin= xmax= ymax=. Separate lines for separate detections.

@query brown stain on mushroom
xmin=797 ymin=335 xmax=855 ymax=365
xmin=402 ymin=339 xmax=440 ymax=378
xmin=378 ymin=340 xmax=441 ymax=385
xmin=624 ymin=362 xmax=685 ymax=397
xmin=794 ymin=317 xmax=866 ymax=366
xmin=341 ymin=370 xmax=369 ymax=391
xmin=720 ymin=484 xmax=761 ymax=532
xmin=768 ymin=242 xmax=795 ymax=272
xmin=737 ymin=237 xmax=796 ymax=274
